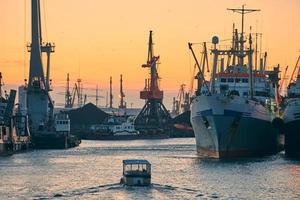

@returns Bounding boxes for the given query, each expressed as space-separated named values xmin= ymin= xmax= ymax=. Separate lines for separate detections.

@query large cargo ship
xmin=283 ymin=55 xmax=300 ymax=157
xmin=189 ymin=6 xmax=281 ymax=158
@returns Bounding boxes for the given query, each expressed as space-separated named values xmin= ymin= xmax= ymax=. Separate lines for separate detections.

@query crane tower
xmin=134 ymin=31 xmax=171 ymax=134
xmin=27 ymin=0 xmax=55 ymax=131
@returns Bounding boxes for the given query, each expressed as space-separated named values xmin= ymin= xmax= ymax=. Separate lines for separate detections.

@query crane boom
xmin=288 ymin=55 xmax=300 ymax=86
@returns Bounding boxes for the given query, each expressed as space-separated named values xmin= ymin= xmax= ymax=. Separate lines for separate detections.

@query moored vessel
xmin=189 ymin=6 xmax=281 ymax=158
xmin=283 ymin=55 xmax=300 ymax=157
xmin=0 ymin=86 xmax=31 ymax=156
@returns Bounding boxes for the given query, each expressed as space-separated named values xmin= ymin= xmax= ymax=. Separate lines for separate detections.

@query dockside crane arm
xmin=188 ymin=63 xmax=197 ymax=94
xmin=71 ymin=83 xmax=78 ymax=107
xmin=288 ymin=55 xmax=300 ymax=87
xmin=188 ymin=42 xmax=210 ymax=94
xmin=203 ymin=42 xmax=210 ymax=73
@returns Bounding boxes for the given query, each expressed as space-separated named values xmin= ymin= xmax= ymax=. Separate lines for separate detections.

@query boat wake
xmin=32 ymin=182 xmax=228 ymax=199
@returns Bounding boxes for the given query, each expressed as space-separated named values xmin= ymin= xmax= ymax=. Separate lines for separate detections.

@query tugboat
xmin=283 ymin=55 xmax=300 ymax=157
xmin=32 ymin=112 xmax=80 ymax=149
xmin=189 ymin=6 xmax=281 ymax=158
xmin=90 ymin=116 xmax=139 ymax=136
xmin=120 ymin=159 xmax=151 ymax=186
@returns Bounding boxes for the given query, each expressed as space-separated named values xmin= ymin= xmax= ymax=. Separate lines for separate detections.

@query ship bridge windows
xmin=56 ymin=120 xmax=69 ymax=125
xmin=242 ymin=78 xmax=248 ymax=83
xmin=220 ymin=78 xmax=227 ymax=83
xmin=228 ymin=78 xmax=234 ymax=83
xmin=235 ymin=78 xmax=241 ymax=83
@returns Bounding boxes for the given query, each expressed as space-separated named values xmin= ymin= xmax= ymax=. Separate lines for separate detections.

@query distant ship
xmin=190 ymin=6 xmax=281 ymax=158
xmin=90 ymin=116 xmax=139 ymax=136
xmin=283 ymin=55 xmax=300 ymax=157
xmin=84 ymin=115 xmax=169 ymax=140
xmin=0 ymin=87 xmax=31 ymax=156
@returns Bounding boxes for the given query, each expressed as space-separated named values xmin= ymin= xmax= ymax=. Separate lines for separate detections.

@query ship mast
xmin=109 ymin=76 xmax=113 ymax=108
xmin=227 ymin=5 xmax=260 ymax=66
xmin=0 ymin=72 xmax=3 ymax=98
xmin=65 ymin=73 xmax=72 ymax=108
xmin=119 ymin=74 xmax=126 ymax=109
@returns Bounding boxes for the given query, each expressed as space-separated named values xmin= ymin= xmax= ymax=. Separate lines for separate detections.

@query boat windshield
xmin=122 ymin=160 xmax=151 ymax=175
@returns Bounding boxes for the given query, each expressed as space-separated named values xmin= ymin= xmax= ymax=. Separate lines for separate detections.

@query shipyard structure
xmin=25 ymin=0 xmax=80 ymax=149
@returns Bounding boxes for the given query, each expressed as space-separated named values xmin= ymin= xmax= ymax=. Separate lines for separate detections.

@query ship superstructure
xmin=190 ymin=6 xmax=281 ymax=158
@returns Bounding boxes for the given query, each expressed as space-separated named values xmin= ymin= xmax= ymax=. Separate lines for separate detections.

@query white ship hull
xmin=191 ymin=94 xmax=280 ymax=158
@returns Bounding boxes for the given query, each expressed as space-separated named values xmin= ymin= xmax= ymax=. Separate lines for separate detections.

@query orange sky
xmin=0 ymin=0 xmax=299 ymax=101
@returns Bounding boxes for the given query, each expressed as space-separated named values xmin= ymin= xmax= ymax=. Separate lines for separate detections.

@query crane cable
xmin=42 ymin=0 xmax=48 ymax=41
xmin=23 ymin=0 xmax=27 ymax=81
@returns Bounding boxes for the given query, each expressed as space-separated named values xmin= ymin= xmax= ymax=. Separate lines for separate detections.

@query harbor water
xmin=0 ymin=138 xmax=299 ymax=199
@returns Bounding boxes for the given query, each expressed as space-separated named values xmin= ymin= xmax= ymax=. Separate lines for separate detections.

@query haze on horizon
xmin=0 ymin=0 xmax=299 ymax=107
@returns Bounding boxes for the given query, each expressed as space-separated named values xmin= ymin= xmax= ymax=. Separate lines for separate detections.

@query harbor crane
xmin=134 ymin=31 xmax=171 ymax=134
xmin=26 ymin=0 xmax=55 ymax=130
xmin=64 ymin=74 xmax=103 ymax=108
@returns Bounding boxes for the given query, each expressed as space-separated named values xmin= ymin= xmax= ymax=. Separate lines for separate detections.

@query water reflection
xmin=0 ymin=139 xmax=299 ymax=199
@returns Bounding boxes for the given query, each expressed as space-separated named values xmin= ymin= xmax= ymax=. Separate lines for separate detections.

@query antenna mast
xmin=109 ymin=76 xmax=113 ymax=108
xmin=65 ymin=73 xmax=72 ymax=108
xmin=227 ymin=5 xmax=260 ymax=66
xmin=96 ymin=84 xmax=99 ymax=107
xmin=119 ymin=74 xmax=126 ymax=109
xmin=0 ymin=72 xmax=3 ymax=98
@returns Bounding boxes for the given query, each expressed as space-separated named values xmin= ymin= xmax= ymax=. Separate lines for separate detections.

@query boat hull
xmin=0 ymin=141 xmax=30 ymax=156
xmin=191 ymin=95 xmax=280 ymax=158
xmin=284 ymin=120 xmax=300 ymax=157
xmin=81 ymin=133 xmax=169 ymax=140
xmin=283 ymin=98 xmax=300 ymax=157
xmin=32 ymin=132 xmax=81 ymax=149
xmin=122 ymin=175 xmax=151 ymax=186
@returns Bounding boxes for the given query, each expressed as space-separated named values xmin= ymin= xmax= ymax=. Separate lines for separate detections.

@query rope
xmin=23 ymin=0 xmax=27 ymax=80
xmin=42 ymin=0 xmax=48 ymax=41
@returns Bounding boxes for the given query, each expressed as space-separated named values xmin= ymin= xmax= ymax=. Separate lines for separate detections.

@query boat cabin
xmin=54 ymin=113 xmax=70 ymax=134
xmin=215 ymin=65 xmax=270 ymax=100
xmin=121 ymin=159 xmax=151 ymax=186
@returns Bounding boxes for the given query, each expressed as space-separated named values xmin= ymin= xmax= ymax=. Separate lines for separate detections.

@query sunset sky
xmin=0 ymin=0 xmax=299 ymax=108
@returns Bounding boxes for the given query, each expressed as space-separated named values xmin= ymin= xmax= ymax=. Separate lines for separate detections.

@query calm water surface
xmin=0 ymin=138 xmax=299 ymax=199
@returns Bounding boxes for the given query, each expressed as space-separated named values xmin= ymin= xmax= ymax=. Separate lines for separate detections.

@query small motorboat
xmin=120 ymin=159 xmax=151 ymax=186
